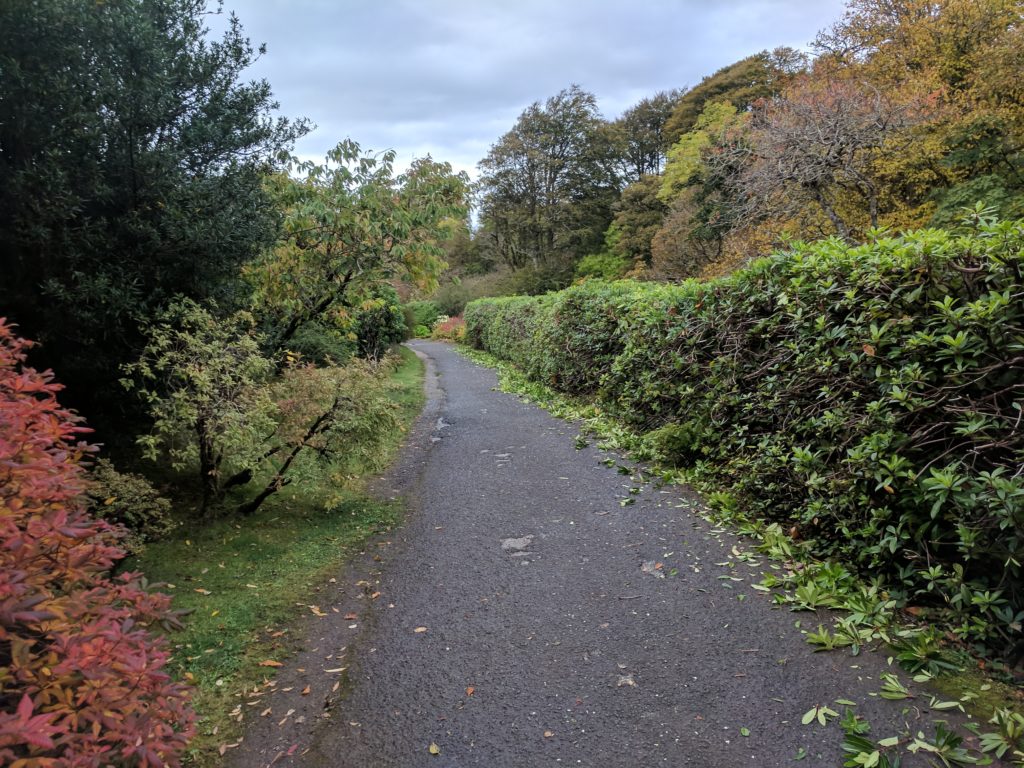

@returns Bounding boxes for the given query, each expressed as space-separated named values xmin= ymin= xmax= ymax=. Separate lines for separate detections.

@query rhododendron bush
xmin=0 ymin=320 xmax=193 ymax=766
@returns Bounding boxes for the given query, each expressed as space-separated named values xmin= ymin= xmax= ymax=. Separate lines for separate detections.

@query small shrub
xmin=404 ymin=300 xmax=441 ymax=335
xmin=431 ymin=315 xmax=466 ymax=342
xmin=0 ymin=319 xmax=193 ymax=765
xmin=85 ymin=459 xmax=176 ymax=554
xmin=124 ymin=299 xmax=277 ymax=514
xmin=575 ymin=251 xmax=630 ymax=280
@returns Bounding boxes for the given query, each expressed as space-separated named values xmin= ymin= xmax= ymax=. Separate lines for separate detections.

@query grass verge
xmin=127 ymin=346 xmax=425 ymax=766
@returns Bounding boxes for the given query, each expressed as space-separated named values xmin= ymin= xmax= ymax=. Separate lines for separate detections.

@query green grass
xmin=128 ymin=346 xmax=424 ymax=765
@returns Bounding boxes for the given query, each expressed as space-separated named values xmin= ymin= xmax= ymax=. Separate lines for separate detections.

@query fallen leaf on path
xmin=309 ymin=605 xmax=327 ymax=617
xmin=544 ymin=730 xmax=554 ymax=738
xmin=301 ymin=686 xmax=311 ymax=696
xmin=371 ymin=592 xmax=381 ymax=599
xmin=466 ymin=686 xmax=475 ymax=696
xmin=641 ymin=560 xmax=664 ymax=579
xmin=277 ymin=708 xmax=295 ymax=726
xmin=194 ymin=588 xmax=211 ymax=595
xmin=428 ymin=743 xmax=441 ymax=755
xmin=616 ymin=674 xmax=637 ymax=688
xmin=218 ymin=743 xmax=239 ymax=755
xmin=259 ymin=660 xmax=283 ymax=668
xmin=414 ymin=626 xmax=428 ymax=633
xmin=343 ymin=612 xmax=358 ymax=620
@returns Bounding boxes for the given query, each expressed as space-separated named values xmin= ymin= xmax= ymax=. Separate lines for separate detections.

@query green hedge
xmin=465 ymin=221 xmax=1024 ymax=658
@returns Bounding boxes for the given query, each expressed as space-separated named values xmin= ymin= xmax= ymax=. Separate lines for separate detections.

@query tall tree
xmin=0 ymin=0 xmax=306 ymax=423
xmin=608 ymin=175 xmax=668 ymax=269
xmin=477 ymin=85 xmax=620 ymax=271
xmin=651 ymin=101 xmax=752 ymax=277
xmin=611 ymin=90 xmax=682 ymax=182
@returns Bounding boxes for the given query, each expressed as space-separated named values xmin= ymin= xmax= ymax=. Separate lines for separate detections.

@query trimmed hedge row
xmin=465 ymin=221 xmax=1024 ymax=658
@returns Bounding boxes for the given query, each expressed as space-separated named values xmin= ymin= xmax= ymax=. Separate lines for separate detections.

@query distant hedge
xmin=466 ymin=221 xmax=1024 ymax=658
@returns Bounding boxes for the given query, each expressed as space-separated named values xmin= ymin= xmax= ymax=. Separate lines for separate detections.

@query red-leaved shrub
xmin=0 ymin=320 xmax=193 ymax=766
xmin=431 ymin=315 xmax=466 ymax=342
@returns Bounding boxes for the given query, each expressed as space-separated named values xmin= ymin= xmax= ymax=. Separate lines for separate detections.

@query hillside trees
xmin=651 ymin=102 xmax=751 ymax=277
xmin=0 ymin=0 xmax=306 ymax=422
xmin=662 ymin=48 xmax=806 ymax=145
xmin=478 ymin=86 xmax=620 ymax=276
xmin=730 ymin=77 xmax=928 ymax=242
xmin=608 ymin=175 xmax=668 ymax=269
xmin=814 ymin=0 xmax=1024 ymax=224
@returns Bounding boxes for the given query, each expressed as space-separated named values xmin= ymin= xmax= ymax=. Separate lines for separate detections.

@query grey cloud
xmin=216 ymin=0 xmax=849 ymax=174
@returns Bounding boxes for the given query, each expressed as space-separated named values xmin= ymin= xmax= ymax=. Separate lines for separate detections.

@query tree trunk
xmin=236 ymin=476 xmax=292 ymax=516
xmin=236 ymin=396 xmax=340 ymax=516
xmin=196 ymin=417 xmax=220 ymax=516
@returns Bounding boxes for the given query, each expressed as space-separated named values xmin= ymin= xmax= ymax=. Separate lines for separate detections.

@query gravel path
xmin=230 ymin=341 xmax=992 ymax=767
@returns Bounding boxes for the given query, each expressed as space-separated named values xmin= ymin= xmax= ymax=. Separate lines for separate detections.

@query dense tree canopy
xmin=610 ymin=90 xmax=682 ymax=182
xmin=477 ymin=85 xmax=620 ymax=273
xmin=0 ymin=0 xmax=306 ymax=420
xmin=815 ymin=0 xmax=1024 ymax=225
xmin=662 ymin=48 xmax=805 ymax=145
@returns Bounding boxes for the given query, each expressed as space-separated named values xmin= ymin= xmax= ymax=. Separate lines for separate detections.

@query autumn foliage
xmin=0 ymin=320 xmax=193 ymax=766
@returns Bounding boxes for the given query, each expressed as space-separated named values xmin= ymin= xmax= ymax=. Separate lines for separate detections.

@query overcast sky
xmin=213 ymin=0 xmax=850 ymax=177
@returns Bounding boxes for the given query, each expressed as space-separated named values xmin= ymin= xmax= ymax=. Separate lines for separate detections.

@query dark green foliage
xmin=404 ymin=301 xmax=442 ymax=336
xmin=608 ymin=175 xmax=668 ymax=268
xmin=611 ymin=90 xmax=682 ymax=181
xmin=466 ymin=220 xmax=1024 ymax=658
xmin=352 ymin=284 xmax=407 ymax=361
xmin=477 ymin=85 xmax=620 ymax=271
xmin=0 ymin=0 xmax=306 ymax=423
xmin=85 ymin=459 xmax=176 ymax=554
xmin=287 ymin=322 xmax=356 ymax=365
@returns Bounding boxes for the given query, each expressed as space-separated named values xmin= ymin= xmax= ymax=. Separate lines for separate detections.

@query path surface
xmin=231 ymin=341 xmax=989 ymax=767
